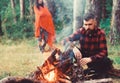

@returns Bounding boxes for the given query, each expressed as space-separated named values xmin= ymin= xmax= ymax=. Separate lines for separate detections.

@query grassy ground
xmin=0 ymin=39 xmax=46 ymax=78
xmin=0 ymin=39 xmax=120 ymax=82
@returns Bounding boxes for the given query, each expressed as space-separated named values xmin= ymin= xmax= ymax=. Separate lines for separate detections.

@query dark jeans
xmin=87 ymin=57 xmax=113 ymax=73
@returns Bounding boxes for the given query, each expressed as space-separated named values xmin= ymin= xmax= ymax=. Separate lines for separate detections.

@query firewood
xmin=0 ymin=76 xmax=41 ymax=83
xmin=83 ymin=78 xmax=113 ymax=83
xmin=58 ymin=78 xmax=72 ymax=83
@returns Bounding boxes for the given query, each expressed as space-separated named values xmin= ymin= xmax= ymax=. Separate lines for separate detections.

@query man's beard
xmin=85 ymin=29 xmax=95 ymax=36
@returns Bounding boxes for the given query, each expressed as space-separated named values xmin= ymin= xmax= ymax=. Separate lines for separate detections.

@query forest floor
xmin=0 ymin=39 xmax=120 ymax=82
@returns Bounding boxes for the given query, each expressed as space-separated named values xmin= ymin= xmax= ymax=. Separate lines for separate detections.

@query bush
xmin=5 ymin=20 xmax=34 ymax=40
xmin=100 ymin=18 xmax=111 ymax=35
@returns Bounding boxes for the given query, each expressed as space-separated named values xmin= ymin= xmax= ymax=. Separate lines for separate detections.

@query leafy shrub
xmin=100 ymin=18 xmax=111 ymax=35
xmin=5 ymin=21 xmax=34 ymax=40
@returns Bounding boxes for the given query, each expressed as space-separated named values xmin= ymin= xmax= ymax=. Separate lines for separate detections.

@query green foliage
xmin=106 ymin=0 xmax=113 ymax=18
xmin=24 ymin=1 xmax=30 ymax=15
xmin=100 ymin=18 xmax=111 ymax=35
xmin=1 ymin=3 xmax=13 ymax=21
xmin=100 ymin=0 xmax=112 ymax=35
xmin=108 ymin=44 xmax=120 ymax=65
xmin=0 ymin=71 xmax=11 ymax=80
xmin=0 ymin=0 xmax=9 ymax=10
xmin=0 ymin=0 xmax=114 ymax=41
xmin=114 ymin=56 xmax=120 ymax=64
xmin=1 ymin=1 xmax=34 ymax=40
xmin=4 ymin=21 xmax=34 ymax=40
xmin=54 ymin=0 xmax=73 ymax=31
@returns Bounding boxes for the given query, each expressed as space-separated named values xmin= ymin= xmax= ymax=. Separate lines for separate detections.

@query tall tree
xmin=101 ymin=0 xmax=107 ymax=19
xmin=0 ymin=15 xmax=3 ymax=36
xmin=73 ymin=0 xmax=86 ymax=32
xmin=29 ymin=0 xmax=34 ymax=16
xmin=44 ymin=0 xmax=56 ymax=18
xmin=110 ymin=0 xmax=120 ymax=44
xmin=20 ymin=0 xmax=25 ymax=20
xmin=10 ymin=0 xmax=16 ymax=23
xmin=29 ymin=0 xmax=34 ymax=22
xmin=85 ymin=0 xmax=102 ymax=26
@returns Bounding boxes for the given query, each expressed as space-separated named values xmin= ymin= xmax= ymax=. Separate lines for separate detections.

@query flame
xmin=44 ymin=70 xmax=57 ymax=82
xmin=36 ymin=53 xmax=71 ymax=83
xmin=40 ymin=60 xmax=57 ymax=82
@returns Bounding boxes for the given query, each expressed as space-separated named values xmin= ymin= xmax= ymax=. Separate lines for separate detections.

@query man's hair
xmin=83 ymin=13 xmax=96 ymax=21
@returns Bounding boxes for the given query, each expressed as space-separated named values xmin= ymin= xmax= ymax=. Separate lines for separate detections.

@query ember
xmin=44 ymin=70 xmax=56 ymax=82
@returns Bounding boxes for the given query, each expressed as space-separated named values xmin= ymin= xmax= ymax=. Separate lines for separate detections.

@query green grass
xmin=108 ymin=44 xmax=120 ymax=69
xmin=0 ymin=39 xmax=120 ymax=82
xmin=0 ymin=39 xmax=47 ymax=79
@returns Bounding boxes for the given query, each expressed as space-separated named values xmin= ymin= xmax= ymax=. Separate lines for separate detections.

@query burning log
xmin=32 ymin=48 xmax=85 ymax=83
xmin=32 ymin=48 xmax=114 ymax=83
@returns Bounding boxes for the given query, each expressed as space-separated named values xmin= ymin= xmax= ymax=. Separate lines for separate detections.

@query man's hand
xmin=80 ymin=57 xmax=92 ymax=66
xmin=73 ymin=47 xmax=92 ymax=66
xmin=73 ymin=47 xmax=82 ymax=60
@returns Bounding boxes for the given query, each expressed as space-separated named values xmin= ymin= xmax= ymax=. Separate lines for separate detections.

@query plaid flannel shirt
xmin=67 ymin=27 xmax=108 ymax=62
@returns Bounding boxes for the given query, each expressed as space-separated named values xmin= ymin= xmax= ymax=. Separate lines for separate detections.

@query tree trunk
xmin=0 ymin=15 xmax=3 ymax=36
xmin=101 ymin=0 xmax=107 ymax=19
xmin=110 ymin=0 xmax=120 ymax=44
xmin=85 ymin=0 xmax=102 ymax=26
xmin=20 ymin=0 xmax=25 ymax=20
xmin=43 ymin=0 xmax=56 ymax=18
xmin=10 ymin=0 xmax=16 ymax=23
xmin=29 ymin=0 xmax=34 ymax=22
xmin=73 ymin=0 xmax=86 ymax=32
xmin=29 ymin=0 xmax=34 ymax=16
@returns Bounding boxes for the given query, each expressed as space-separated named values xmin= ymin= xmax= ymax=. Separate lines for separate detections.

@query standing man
xmin=34 ymin=0 xmax=56 ymax=53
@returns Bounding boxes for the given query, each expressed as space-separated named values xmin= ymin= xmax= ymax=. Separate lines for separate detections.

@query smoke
xmin=54 ymin=0 xmax=73 ymax=43
xmin=56 ymin=26 xmax=73 ymax=43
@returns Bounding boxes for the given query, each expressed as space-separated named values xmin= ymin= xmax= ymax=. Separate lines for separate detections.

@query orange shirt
xmin=34 ymin=6 xmax=55 ymax=47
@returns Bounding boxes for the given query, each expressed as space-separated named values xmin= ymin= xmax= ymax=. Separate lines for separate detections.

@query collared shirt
xmin=68 ymin=27 xmax=108 ymax=62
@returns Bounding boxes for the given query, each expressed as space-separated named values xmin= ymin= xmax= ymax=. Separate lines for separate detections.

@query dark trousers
xmin=87 ymin=57 xmax=113 ymax=73
xmin=38 ymin=27 xmax=48 ymax=52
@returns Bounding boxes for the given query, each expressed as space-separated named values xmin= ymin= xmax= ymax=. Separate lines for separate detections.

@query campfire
xmin=0 ymin=48 xmax=115 ymax=83
xmin=33 ymin=48 xmax=84 ymax=83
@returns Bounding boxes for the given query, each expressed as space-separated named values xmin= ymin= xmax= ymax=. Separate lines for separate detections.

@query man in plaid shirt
xmin=63 ymin=13 xmax=113 ymax=77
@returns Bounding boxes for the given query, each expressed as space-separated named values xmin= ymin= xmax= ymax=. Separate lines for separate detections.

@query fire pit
xmin=33 ymin=48 xmax=84 ymax=83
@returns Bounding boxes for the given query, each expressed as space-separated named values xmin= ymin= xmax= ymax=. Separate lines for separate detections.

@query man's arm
xmin=62 ymin=29 xmax=82 ymax=50
xmin=63 ymin=29 xmax=82 ymax=43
